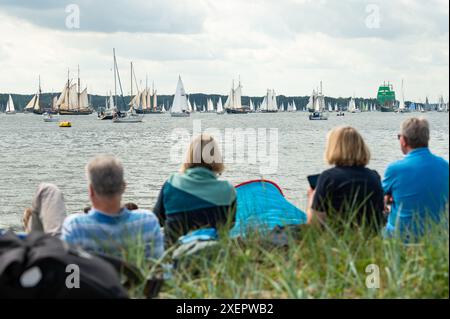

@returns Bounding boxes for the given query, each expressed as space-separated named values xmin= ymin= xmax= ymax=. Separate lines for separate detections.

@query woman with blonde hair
xmin=153 ymin=134 xmax=236 ymax=245
xmin=307 ymin=126 xmax=384 ymax=229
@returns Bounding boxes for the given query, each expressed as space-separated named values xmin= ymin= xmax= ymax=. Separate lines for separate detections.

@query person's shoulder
xmin=129 ymin=209 xmax=160 ymax=224
xmin=430 ymin=153 xmax=449 ymax=167
xmin=63 ymin=212 xmax=90 ymax=227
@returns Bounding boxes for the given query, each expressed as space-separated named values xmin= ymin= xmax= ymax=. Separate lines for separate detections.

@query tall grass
xmin=123 ymin=212 xmax=449 ymax=299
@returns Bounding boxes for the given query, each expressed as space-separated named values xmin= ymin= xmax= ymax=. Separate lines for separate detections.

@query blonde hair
xmin=180 ymin=134 xmax=225 ymax=174
xmin=325 ymin=126 xmax=370 ymax=167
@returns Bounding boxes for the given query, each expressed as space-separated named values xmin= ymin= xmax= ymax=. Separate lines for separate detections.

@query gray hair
xmin=86 ymin=155 xmax=125 ymax=196
xmin=400 ymin=117 xmax=430 ymax=149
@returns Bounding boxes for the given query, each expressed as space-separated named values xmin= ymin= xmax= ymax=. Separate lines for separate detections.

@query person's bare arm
xmin=306 ymin=187 xmax=326 ymax=225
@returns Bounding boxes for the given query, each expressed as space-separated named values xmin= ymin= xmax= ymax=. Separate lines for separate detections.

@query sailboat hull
xmin=59 ymin=109 xmax=93 ymax=115
xmin=5 ymin=111 xmax=16 ymax=115
xmin=225 ymin=108 xmax=249 ymax=114
xmin=260 ymin=110 xmax=278 ymax=113
xmin=171 ymin=112 xmax=190 ymax=117
xmin=135 ymin=109 xmax=164 ymax=114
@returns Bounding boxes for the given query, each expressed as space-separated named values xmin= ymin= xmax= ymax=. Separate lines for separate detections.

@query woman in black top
xmin=307 ymin=126 xmax=384 ymax=230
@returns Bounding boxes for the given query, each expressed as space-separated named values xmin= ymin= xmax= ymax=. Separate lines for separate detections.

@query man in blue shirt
xmin=61 ymin=155 xmax=164 ymax=260
xmin=383 ymin=117 xmax=449 ymax=241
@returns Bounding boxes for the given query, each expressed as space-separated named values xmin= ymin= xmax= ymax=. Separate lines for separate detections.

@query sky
xmin=0 ymin=0 xmax=448 ymax=101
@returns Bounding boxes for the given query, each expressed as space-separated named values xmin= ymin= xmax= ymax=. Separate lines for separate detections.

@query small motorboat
xmin=112 ymin=108 xmax=143 ymax=123
xmin=43 ymin=112 xmax=59 ymax=122
xmin=337 ymin=111 xmax=345 ymax=117
xmin=59 ymin=121 xmax=72 ymax=127
xmin=309 ymin=111 xmax=328 ymax=120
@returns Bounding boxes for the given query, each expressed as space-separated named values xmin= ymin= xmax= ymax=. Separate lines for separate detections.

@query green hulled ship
xmin=377 ymin=82 xmax=396 ymax=112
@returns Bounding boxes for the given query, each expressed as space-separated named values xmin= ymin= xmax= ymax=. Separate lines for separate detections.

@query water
xmin=0 ymin=112 xmax=448 ymax=229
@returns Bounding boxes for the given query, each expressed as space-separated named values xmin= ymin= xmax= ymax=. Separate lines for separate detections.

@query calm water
xmin=0 ymin=112 xmax=448 ymax=229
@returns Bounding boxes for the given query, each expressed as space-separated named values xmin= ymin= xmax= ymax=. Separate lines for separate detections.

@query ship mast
xmin=113 ymin=48 xmax=117 ymax=108
xmin=77 ymin=65 xmax=80 ymax=110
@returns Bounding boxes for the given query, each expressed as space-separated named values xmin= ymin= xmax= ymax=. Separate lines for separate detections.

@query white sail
xmin=153 ymin=90 xmax=157 ymax=111
xmin=187 ymin=98 xmax=193 ymax=112
xmin=399 ymin=80 xmax=406 ymax=110
xmin=25 ymin=95 xmax=37 ymax=111
xmin=217 ymin=97 xmax=224 ymax=113
xmin=52 ymin=96 xmax=58 ymax=111
xmin=69 ymin=84 xmax=79 ymax=109
xmin=170 ymin=76 xmax=188 ymax=114
xmin=80 ymin=88 xmax=89 ymax=109
xmin=207 ymin=98 xmax=214 ymax=112
xmin=307 ymin=91 xmax=315 ymax=110
xmin=6 ymin=94 xmax=15 ymax=113
xmin=348 ymin=97 xmax=357 ymax=112
xmin=56 ymin=84 xmax=69 ymax=110
xmin=130 ymin=90 xmax=141 ymax=108
xmin=272 ymin=90 xmax=278 ymax=111
xmin=249 ymin=99 xmax=254 ymax=111
xmin=224 ymin=86 xmax=233 ymax=109
xmin=292 ymin=100 xmax=296 ymax=112
xmin=328 ymin=103 xmax=333 ymax=112
xmin=233 ymin=82 xmax=243 ymax=109
xmin=107 ymin=92 xmax=115 ymax=110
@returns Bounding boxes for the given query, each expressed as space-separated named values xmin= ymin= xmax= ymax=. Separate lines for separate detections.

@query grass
xmin=122 ymin=212 xmax=448 ymax=299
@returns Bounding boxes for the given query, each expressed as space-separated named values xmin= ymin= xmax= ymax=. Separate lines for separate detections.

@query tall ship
xmin=260 ymin=89 xmax=278 ymax=113
xmin=24 ymin=77 xmax=57 ymax=114
xmin=56 ymin=67 xmax=93 ymax=115
xmin=224 ymin=80 xmax=249 ymax=114
xmin=377 ymin=82 xmax=396 ymax=112
xmin=308 ymin=82 xmax=328 ymax=120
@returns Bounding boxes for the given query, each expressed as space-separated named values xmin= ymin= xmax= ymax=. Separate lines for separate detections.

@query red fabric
xmin=235 ymin=180 xmax=284 ymax=197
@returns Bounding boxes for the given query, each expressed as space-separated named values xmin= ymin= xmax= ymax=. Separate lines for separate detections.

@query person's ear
xmin=400 ymin=136 xmax=408 ymax=148
xmin=88 ymin=184 xmax=95 ymax=198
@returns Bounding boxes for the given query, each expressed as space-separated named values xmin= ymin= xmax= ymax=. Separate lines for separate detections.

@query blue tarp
xmin=230 ymin=180 xmax=307 ymax=238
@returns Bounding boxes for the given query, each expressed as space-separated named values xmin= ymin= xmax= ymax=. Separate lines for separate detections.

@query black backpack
xmin=0 ymin=231 xmax=129 ymax=299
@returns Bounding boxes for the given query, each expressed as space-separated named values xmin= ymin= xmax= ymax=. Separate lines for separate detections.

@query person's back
xmin=61 ymin=155 xmax=164 ymax=260
xmin=383 ymin=118 xmax=449 ymax=240
xmin=314 ymin=166 xmax=384 ymax=226
xmin=154 ymin=134 xmax=236 ymax=245
xmin=308 ymin=126 xmax=384 ymax=230
xmin=62 ymin=207 xmax=163 ymax=259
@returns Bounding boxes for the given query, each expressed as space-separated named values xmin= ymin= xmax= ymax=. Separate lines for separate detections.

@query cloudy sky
xmin=0 ymin=0 xmax=448 ymax=101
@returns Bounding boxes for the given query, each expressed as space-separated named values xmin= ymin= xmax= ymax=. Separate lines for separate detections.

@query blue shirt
xmin=61 ymin=208 xmax=164 ymax=260
xmin=383 ymin=148 xmax=449 ymax=239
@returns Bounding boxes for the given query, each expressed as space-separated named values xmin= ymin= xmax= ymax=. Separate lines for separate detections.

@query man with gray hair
xmin=61 ymin=155 xmax=164 ymax=260
xmin=383 ymin=117 xmax=449 ymax=241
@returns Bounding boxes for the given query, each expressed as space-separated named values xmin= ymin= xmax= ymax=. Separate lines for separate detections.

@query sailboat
xmin=260 ymin=89 xmax=278 ymax=113
xmin=396 ymin=79 xmax=409 ymax=113
xmin=224 ymin=80 xmax=249 ymax=114
xmin=98 ymin=92 xmax=116 ymax=120
xmin=207 ymin=98 xmax=215 ymax=112
xmin=249 ymin=99 xmax=255 ymax=112
xmin=348 ymin=97 xmax=359 ymax=113
xmin=309 ymin=82 xmax=328 ymax=120
xmin=5 ymin=95 xmax=16 ymax=114
xmin=170 ymin=76 xmax=190 ymax=117
xmin=56 ymin=66 xmax=93 ymax=115
xmin=24 ymin=77 xmax=52 ymax=114
xmin=437 ymin=95 xmax=446 ymax=112
xmin=217 ymin=97 xmax=225 ymax=114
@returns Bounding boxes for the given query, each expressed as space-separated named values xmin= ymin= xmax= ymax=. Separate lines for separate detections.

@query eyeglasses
xmin=397 ymin=134 xmax=402 ymax=140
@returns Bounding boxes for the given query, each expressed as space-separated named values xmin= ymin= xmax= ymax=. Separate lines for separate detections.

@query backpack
xmin=0 ymin=231 xmax=129 ymax=299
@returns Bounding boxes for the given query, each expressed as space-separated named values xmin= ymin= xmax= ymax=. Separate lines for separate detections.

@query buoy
xmin=59 ymin=121 xmax=72 ymax=128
